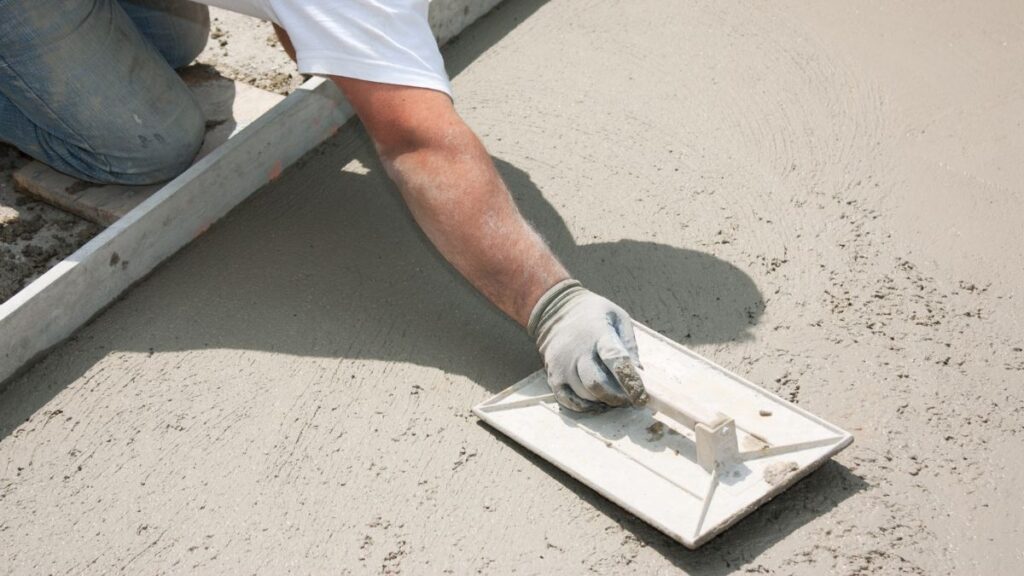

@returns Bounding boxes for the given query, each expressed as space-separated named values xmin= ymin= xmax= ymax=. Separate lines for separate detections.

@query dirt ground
xmin=196 ymin=8 xmax=305 ymax=95
xmin=2 ymin=1 xmax=1023 ymax=574
xmin=0 ymin=147 xmax=100 ymax=303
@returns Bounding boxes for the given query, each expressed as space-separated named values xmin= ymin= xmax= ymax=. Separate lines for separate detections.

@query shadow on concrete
xmin=484 ymin=423 xmax=867 ymax=574
xmin=50 ymin=126 xmax=759 ymax=393
xmin=3 ymin=126 xmax=760 ymax=392
xmin=0 ymin=0 xmax=794 ymax=570
xmin=0 ymin=124 xmax=770 ymax=568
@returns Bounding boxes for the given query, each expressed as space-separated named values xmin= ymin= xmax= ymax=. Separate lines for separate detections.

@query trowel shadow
xmin=483 ymin=424 xmax=867 ymax=574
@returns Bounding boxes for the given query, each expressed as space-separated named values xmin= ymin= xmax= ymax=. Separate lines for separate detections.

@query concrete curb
xmin=0 ymin=0 xmax=503 ymax=385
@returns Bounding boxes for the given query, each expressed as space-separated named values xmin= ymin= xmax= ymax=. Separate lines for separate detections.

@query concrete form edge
xmin=0 ymin=0 xmax=504 ymax=385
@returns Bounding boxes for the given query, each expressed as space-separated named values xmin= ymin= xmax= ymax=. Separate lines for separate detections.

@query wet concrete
xmin=2 ymin=0 xmax=1022 ymax=573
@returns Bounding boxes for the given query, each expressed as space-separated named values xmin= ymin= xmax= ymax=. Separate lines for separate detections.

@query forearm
xmin=327 ymin=77 xmax=566 ymax=325
xmin=382 ymin=122 xmax=568 ymax=325
xmin=330 ymin=77 xmax=643 ymax=410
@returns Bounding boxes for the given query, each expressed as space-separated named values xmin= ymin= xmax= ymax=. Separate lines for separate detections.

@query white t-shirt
xmin=196 ymin=0 xmax=451 ymax=96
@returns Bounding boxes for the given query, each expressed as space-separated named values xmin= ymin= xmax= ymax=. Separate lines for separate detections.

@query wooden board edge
xmin=0 ymin=77 xmax=349 ymax=385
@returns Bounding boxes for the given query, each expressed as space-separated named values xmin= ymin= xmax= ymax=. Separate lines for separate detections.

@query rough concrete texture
xmin=2 ymin=0 xmax=1023 ymax=574
xmin=429 ymin=0 xmax=504 ymax=45
xmin=197 ymin=9 xmax=303 ymax=95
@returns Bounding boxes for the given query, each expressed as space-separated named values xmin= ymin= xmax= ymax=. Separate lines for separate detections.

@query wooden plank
xmin=12 ymin=74 xmax=285 ymax=226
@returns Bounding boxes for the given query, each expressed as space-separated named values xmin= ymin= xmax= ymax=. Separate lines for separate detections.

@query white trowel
xmin=473 ymin=323 xmax=852 ymax=548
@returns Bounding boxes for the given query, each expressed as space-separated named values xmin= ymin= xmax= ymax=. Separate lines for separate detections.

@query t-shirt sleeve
xmin=268 ymin=0 xmax=452 ymax=97
xmin=191 ymin=1 xmax=451 ymax=96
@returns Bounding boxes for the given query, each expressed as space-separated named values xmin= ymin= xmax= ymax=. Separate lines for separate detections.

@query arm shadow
xmin=1 ymin=125 xmax=765 ymax=434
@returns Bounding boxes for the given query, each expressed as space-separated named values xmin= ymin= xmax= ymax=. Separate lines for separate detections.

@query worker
xmin=0 ymin=0 xmax=647 ymax=411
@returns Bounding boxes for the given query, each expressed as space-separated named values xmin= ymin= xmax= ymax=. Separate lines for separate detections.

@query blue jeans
xmin=0 ymin=0 xmax=210 ymax=184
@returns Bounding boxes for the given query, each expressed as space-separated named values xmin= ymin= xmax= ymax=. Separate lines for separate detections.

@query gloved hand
xmin=528 ymin=279 xmax=648 ymax=412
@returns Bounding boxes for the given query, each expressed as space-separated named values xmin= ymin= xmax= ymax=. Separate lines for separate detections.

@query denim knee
xmin=102 ymin=96 xmax=205 ymax=185
xmin=0 ymin=0 xmax=208 ymax=186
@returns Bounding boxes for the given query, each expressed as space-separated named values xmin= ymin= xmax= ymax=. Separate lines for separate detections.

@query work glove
xmin=528 ymin=279 xmax=648 ymax=413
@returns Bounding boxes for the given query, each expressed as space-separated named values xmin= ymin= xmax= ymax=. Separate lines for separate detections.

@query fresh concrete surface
xmin=2 ymin=0 xmax=1022 ymax=573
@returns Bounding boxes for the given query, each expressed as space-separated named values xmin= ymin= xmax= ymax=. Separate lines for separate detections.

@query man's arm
xmin=273 ymin=26 xmax=559 ymax=320
xmin=334 ymin=80 xmax=566 ymax=325
xmin=331 ymin=77 xmax=646 ymax=411
xmin=331 ymin=78 xmax=647 ymax=411
xmin=275 ymin=25 xmax=560 ymax=322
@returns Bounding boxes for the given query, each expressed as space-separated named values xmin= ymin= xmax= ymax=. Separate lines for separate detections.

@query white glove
xmin=528 ymin=279 xmax=648 ymax=412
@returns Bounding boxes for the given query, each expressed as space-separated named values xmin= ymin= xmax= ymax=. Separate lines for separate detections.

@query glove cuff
xmin=527 ymin=278 xmax=583 ymax=339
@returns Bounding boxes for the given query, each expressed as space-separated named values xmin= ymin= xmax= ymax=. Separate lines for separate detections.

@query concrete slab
xmin=2 ymin=0 xmax=1023 ymax=574
xmin=13 ymin=71 xmax=285 ymax=226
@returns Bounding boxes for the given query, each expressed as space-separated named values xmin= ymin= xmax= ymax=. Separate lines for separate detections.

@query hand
xmin=528 ymin=280 xmax=648 ymax=412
